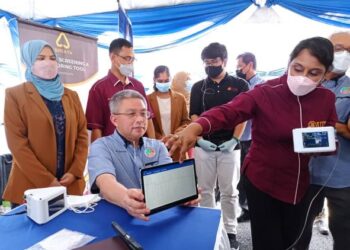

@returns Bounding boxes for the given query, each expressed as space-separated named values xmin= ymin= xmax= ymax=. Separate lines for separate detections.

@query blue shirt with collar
xmin=88 ymin=130 xmax=172 ymax=193
xmin=310 ymin=74 xmax=350 ymax=188
xmin=240 ymin=74 xmax=265 ymax=141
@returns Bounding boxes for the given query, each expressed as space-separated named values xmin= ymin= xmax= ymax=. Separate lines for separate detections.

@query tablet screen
xmin=141 ymin=159 xmax=198 ymax=214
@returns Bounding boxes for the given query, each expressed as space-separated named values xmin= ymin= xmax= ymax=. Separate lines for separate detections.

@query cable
xmin=285 ymin=140 xmax=341 ymax=250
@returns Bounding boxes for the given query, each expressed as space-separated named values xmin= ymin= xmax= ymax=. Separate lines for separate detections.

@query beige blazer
xmin=3 ymin=82 xmax=88 ymax=204
xmin=147 ymin=90 xmax=190 ymax=160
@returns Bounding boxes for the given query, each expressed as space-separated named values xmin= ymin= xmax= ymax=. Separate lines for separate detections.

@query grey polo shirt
xmin=88 ymin=130 xmax=172 ymax=193
xmin=240 ymin=74 xmax=265 ymax=141
xmin=310 ymin=75 xmax=350 ymax=188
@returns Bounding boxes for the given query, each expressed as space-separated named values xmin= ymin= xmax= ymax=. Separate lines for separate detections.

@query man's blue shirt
xmin=88 ymin=130 xmax=172 ymax=193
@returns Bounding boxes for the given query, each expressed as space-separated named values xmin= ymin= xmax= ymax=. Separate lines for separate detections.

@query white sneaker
xmin=315 ymin=219 xmax=329 ymax=236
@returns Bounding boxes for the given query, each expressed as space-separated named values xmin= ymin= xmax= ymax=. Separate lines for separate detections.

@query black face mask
xmin=236 ymin=69 xmax=246 ymax=80
xmin=205 ymin=65 xmax=223 ymax=78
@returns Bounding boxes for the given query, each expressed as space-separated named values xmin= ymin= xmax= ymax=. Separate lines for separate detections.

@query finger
xmin=127 ymin=190 xmax=145 ymax=203
xmin=177 ymin=143 xmax=188 ymax=163
xmin=164 ymin=135 xmax=178 ymax=148
xmin=128 ymin=210 xmax=150 ymax=221
xmin=161 ymin=134 xmax=173 ymax=143
xmin=135 ymin=213 xmax=150 ymax=221
xmin=168 ymin=139 xmax=182 ymax=156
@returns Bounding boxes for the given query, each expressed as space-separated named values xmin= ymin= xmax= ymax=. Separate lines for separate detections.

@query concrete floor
xmin=236 ymin=220 xmax=333 ymax=250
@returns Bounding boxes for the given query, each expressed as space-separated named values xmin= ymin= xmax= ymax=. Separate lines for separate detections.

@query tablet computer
xmin=141 ymin=159 xmax=198 ymax=215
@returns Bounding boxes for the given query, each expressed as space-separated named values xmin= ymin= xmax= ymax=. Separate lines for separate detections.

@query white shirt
xmin=157 ymin=96 xmax=171 ymax=136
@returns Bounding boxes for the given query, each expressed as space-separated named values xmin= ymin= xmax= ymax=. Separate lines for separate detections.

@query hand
xmin=121 ymin=189 xmax=150 ymax=221
xmin=59 ymin=173 xmax=76 ymax=186
xmin=183 ymin=187 xmax=202 ymax=206
xmin=218 ymin=138 xmax=238 ymax=152
xmin=162 ymin=123 xmax=201 ymax=162
xmin=197 ymin=138 xmax=217 ymax=151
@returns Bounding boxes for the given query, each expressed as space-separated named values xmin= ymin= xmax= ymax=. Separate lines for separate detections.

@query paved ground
xmin=237 ymin=220 xmax=333 ymax=250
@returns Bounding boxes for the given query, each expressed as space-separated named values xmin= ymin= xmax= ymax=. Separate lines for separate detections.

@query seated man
xmin=88 ymin=89 xmax=172 ymax=221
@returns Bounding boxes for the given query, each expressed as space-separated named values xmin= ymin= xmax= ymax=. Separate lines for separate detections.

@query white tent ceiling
xmin=0 ymin=0 xmax=204 ymax=19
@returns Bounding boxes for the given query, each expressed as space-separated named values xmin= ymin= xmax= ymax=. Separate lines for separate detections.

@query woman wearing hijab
xmin=3 ymin=40 xmax=88 ymax=206
xmin=171 ymin=71 xmax=192 ymax=111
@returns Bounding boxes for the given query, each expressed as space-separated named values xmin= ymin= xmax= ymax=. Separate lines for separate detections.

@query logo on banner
xmin=56 ymin=33 xmax=70 ymax=49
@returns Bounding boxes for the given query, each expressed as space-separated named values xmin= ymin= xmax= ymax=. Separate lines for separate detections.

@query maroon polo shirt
xmin=196 ymin=74 xmax=337 ymax=204
xmin=86 ymin=70 xmax=153 ymax=136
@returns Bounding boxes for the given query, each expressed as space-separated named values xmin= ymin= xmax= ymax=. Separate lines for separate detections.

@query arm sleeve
xmin=67 ymin=92 xmax=89 ymax=179
xmin=88 ymin=140 xmax=117 ymax=193
xmin=189 ymin=82 xmax=203 ymax=116
xmin=335 ymin=97 xmax=350 ymax=124
xmin=4 ymin=88 xmax=55 ymax=187
xmin=157 ymin=142 xmax=173 ymax=165
xmin=86 ymin=87 xmax=104 ymax=130
xmin=196 ymin=91 xmax=257 ymax=135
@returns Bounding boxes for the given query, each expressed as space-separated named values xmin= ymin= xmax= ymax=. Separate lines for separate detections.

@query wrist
xmin=232 ymin=136 xmax=239 ymax=142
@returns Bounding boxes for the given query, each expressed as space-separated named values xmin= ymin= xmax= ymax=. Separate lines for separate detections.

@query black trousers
xmin=297 ymin=185 xmax=350 ymax=250
xmin=237 ymin=140 xmax=251 ymax=208
xmin=243 ymin=175 xmax=310 ymax=250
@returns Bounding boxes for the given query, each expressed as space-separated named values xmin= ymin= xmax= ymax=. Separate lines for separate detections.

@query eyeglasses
xmin=113 ymin=110 xmax=151 ymax=119
xmin=203 ymin=58 xmax=222 ymax=66
xmin=117 ymin=54 xmax=136 ymax=63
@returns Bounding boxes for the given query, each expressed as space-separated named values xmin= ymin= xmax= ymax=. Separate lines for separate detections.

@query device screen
xmin=141 ymin=159 xmax=198 ymax=214
xmin=302 ymin=131 xmax=329 ymax=148
xmin=48 ymin=194 xmax=65 ymax=216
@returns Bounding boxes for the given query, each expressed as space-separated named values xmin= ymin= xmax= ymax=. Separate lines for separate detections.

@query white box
xmin=24 ymin=186 xmax=67 ymax=224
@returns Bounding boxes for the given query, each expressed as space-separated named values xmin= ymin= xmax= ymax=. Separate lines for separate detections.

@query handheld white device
xmin=292 ymin=126 xmax=336 ymax=153
xmin=24 ymin=186 xmax=67 ymax=224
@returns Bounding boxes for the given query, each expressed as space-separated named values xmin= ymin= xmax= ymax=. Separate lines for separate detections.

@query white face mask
xmin=67 ymin=194 xmax=101 ymax=214
xmin=185 ymin=80 xmax=193 ymax=92
xmin=287 ymin=72 xmax=319 ymax=96
xmin=119 ymin=63 xmax=134 ymax=77
xmin=32 ymin=60 xmax=58 ymax=80
xmin=332 ymin=51 xmax=350 ymax=73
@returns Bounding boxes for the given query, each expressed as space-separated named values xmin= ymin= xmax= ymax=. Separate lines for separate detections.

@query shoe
xmin=227 ymin=233 xmax=240 ymax=250
xmin=315 ymin=219 xmax=329 ymax=236
xmin=237 ymin=210 xmax=250 ymax=223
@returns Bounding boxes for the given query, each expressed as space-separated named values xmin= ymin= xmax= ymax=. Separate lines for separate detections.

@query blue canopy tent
xmin=1 ymin=0 xmax=350 ymax=53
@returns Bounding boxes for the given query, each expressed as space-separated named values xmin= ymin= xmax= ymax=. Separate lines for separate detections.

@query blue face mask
xmin=185 ymin=80 xmax=193 ymax=92
xmin=155 ymin=81 xmax=171 ymax=93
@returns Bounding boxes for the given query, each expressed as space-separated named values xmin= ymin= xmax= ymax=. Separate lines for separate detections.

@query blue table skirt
xmin=0 ymin=200 xmax=221 ymax=250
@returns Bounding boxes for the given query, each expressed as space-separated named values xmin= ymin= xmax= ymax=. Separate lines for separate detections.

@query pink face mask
xmin=287 ymin=73 xmax=319 ymax=96
xmin=32 ymin=60 xmax=58 ymax=80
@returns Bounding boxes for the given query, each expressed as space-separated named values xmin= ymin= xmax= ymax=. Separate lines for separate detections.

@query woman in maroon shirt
xmin=164 ymin=37 xmax=337 ymax=250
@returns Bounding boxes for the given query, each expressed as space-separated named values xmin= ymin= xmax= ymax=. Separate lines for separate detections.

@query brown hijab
xmin=171 ymin=71 xmax=190 ymax=108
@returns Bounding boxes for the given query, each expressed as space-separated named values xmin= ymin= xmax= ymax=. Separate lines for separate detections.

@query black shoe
xmin=237 ymin=210 xmax=250 ymax=223
xmin=227 ymin=233 xmax=240 ymax=250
